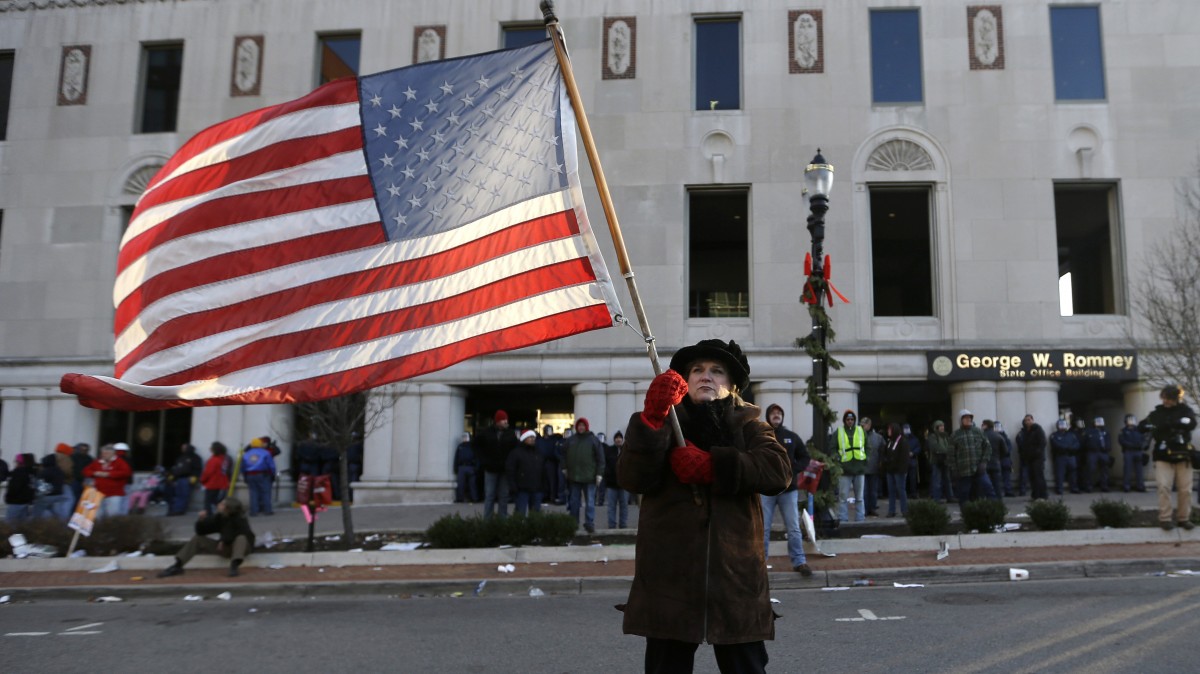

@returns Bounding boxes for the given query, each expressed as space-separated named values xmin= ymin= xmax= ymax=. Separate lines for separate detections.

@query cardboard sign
xmin=68 ymin=486 xmax=104 ymax=536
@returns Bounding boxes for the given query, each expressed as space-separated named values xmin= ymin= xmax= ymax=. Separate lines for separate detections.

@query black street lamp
xmin=804 ymin=150 xmax=835 ymax=458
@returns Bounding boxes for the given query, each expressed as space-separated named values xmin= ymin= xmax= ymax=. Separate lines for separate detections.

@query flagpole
xmin=541 ymin=1 xmax=697 ymax=499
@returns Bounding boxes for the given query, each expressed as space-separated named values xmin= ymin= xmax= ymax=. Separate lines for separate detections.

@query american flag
xmin=61 ymin=41 xmax=621 ymax=410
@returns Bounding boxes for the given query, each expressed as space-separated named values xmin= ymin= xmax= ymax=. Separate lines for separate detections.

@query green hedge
xmin=0 ymin=515 xmax=165 ymax=557
xmin=960 ymin=499 xmax=1008 ymax=533
xmin=424 ymin=512 xmax=580 ymax=548
xmin=1090 ymin=498 xmax=1135 ymax=528
xmin=905 ymin=499 xmax=951 ymax=536
xmin=1025 ymin=499 xmax=1071 ymax=531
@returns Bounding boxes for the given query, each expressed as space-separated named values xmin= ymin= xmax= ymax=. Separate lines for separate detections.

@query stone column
xmin=416 ymin=384 xmax=460 ymax=492
xmin=1123 ymin=382 xmax=1161 ymax=420
xmin=573 ymin=382 xmax=608 ymax=436
xmin=1025 ymin=380 xmax=1062 ymax=483
xmin=356 ymin=383 xmax=421 ymax=505
xmin=606 ymin=382 xmax=636 ymax=437
xmin=995 ymin=382 xmax=1027 ymax=433
xmin=360 ymin=387 xmax=398 ymax=484
xmin=754 ymin=379 xmax=794 ymax=424
xmin=190 ymin=408 xmax=221 ymax=459
xmin=828 ymin=379 xmax=861 ymax=439
xmin=791 ymin=384 xmax=813 ymax=443
xmin=950 ymin=381 xmax=998 ymax=425
xmin=23 ymin=390 xmax=51 ymax=458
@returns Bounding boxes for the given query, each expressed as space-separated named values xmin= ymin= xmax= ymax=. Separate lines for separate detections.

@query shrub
xmin=424 ymin=512 xmax=581 ymax=548
xmin=0 ymin=514 xmax=163 ymax=557
xmin=1091 ymin=498 xmax=1135 ymax=529
xmin=1026 ymin=499 xmax=1071 ymax=531
xmin=960 ymin=499 xmax=1008 ymax=533
xmin=905 ymin=499 xmax=951 ymax=536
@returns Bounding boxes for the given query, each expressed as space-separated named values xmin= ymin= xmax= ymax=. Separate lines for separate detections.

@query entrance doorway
xmin=465 ymin=384 xmax=576 ymax=436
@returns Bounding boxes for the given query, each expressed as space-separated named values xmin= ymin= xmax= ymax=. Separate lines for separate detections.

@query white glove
xmin=1181 ymin=418 xmax=1191 ymax=425
xmin=595 ymin=475 xmax=603 ymax=486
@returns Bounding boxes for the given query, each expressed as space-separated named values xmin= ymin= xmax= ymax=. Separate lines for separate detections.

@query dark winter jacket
xmin=5 ymin=462 xmax=36 ymax=505
xmin=881 ymin=434 xmax=911 ymax=474
xmin=984 ymin=429 xmax=1006 ymax=470
xmin=1139 ymin=402 xmax=1199 ymax=463
xmin=38 ymin=456 xmax=66 ymax=496
xmin=617 ymin=396 xmax=791 ymax=645
xmin=506 ymin=444 xmax=546 ymax=492
xmin=563 ymin=421 xmax=605 ymax=484
xmin=196 ymin=497 xmax=256 ymax=548
xmin=474 ymin=426 xmax=519 ymax=473
xmin=603 ymin=443 xmax=622 ymax=488
xmin=948 ymin=425 xmax=990 ymax=478
xmin=1049 ymin=430 xmax=1081 ymax=458
xmin=772 ymin=424 xmax=808 ymax=492
xmin=453 ymin=442 xmax=477 ymax=471
xmin=1083 ymin=428 xmax=1110 ymax=454
xmin=1118 ymin=426 xmax=1146 ymax=452
xmin=170 ymin=451 xmax=203 ymax=480
xmin=1016 ymin=423 xmax=1047 ymax=461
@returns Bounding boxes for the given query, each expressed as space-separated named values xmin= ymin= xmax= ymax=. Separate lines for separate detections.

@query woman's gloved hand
xmin=641 ymin=370 xmax=688 ymax=430
xmin=670 ymin=442 xmax=713 ymax=484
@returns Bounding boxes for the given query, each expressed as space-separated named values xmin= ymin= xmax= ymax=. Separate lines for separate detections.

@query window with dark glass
xmin=138 ymin=43 xmax=183 ymax=133
xmin=1050 ymin=6 xmax=1106 ymax=101
xmin=0 ymin=51 xmax=13 ymax=141
xmin=98 ymin=408 xmax=193 ymax=472
xmin=1055 ymin=183 xmax=1120 ymax=315
xmin=688 ymin=188 xmax=749 ymax=318
xmin=695 ymin=17 xmax=740 ymax=111
xmin=870 ymin=186 xmax=934 ymax=317
xmin=503 ymin=24 xmax=546 ymax=49
xmin=869 ymin=9 xmax=923 ymax=104
xmin=318 ymin=33 xmax=361 ymax=85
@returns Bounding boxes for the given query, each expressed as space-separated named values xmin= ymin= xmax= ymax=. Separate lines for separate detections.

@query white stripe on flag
xmin=122 ymin=236 xmax=593 ymax=384
xmin=96 ymin=285 xmax=608 ymax=401
xmin=115 ymin=189 xmax=572 ymax=360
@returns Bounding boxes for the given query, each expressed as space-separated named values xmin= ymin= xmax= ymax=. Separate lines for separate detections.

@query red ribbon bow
xmin=801 ymin=253 xmax=850 ymax=306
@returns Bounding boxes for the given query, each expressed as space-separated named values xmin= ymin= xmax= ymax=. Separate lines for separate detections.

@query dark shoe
xmin=1161 ymin=521 xmax=1176 ymax=531
xmin=229 ymin=559 xmax=243 ymax=577
xmin=157 ymin=562 xmax=184 ymax=578
xmin=1179 ymin=521 xmax=1195 ymax=531
xmin=794 ymin=563 xmax=813 ymax=577
xmin=584 ymin=523 xmax=595 ymax=534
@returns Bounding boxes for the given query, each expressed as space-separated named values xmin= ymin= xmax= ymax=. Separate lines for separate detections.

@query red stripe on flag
xmin=134 ymin=127 xmax=364 ymax=215
xmin=145 ymin=257 xmax=600 ymax=386
xmin=116 ymin=210 xmax=579 ymax=376
xmin=118 ymin=176 xmax=375 ymax=277
xmin=145 ymin=78 xmax=361 ymax=195
xmin=62 ymin=304 xmax=612 ymax=411
xmin=115 ymin=223 xmax=387 ymax=340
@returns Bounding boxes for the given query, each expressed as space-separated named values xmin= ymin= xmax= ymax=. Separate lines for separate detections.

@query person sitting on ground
xmin=157 ymin=496 xmax=256 ymax=578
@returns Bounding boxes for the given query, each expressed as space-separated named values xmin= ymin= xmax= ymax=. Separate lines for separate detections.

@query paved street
xmin=3 ymin=575 xmax=1198 ymax=673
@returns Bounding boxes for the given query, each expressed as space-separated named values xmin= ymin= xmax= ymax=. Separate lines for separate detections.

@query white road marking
xmin=5 ymin=632 xmax=51 ymax=636
xmin=64 ymin=623 xmax=104 ymax=632
xmin=836 ymin=608 xmax=907 ymax=622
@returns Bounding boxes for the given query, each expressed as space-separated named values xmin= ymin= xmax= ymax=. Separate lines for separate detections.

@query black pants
xmin=645 ymin=638 xmax=768 ymax=674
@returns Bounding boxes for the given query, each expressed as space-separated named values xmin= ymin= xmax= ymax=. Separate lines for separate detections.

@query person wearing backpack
xmin=201 ymin=442 xmax=232 ymax=515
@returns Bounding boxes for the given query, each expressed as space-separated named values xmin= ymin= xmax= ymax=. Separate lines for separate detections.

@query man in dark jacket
xmin=1083 ymin=417 xmax=1112 ymax=493
xmin=157 ymin=496 xmax=256 ymax=577
xmin=1138 ymin=385 xmax=1197 ymax=530
xmin=536 ymin=424 xmax=564 ymax=505
xmin=167 ymin=443 xmax=203 ymax=516
xmin=454 ymin=432 xmax=479 ymax=503
xmin=1015 ymin=415 xmax=1049 ymax=499
xmin=604 ymin=431 xmax=630 ymax=529
xmin=1050 ymin=419 xmax=1081 ymax=495
xmin=948 ymin=410 xmax=991 ymax=503
xmin=563 ymin=417 xmax=605 ymax=534
xmin=506 ymin=429 xmax=546 ymax=515
xmin=760 ymin=403 xmax=812 ymax=576
xmin=1118 ymin=414 xmax=1147 ymax=492
xmin=474 ymin=410 xmax=518 ymax=519
xmin=618 ymin=339 xmax=790 ymax=672
xmin=981 ymin=420 xmax=1005 ymax=503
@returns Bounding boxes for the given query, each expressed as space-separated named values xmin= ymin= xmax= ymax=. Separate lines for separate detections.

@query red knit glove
xmin=641 ymin=370 xmax=688 ymax=429
xmin=670 ymin=442 xmax=714 ymax=485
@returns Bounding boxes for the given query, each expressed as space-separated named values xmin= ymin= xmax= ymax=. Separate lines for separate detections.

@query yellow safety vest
xmin=837 ymin=426 xmax=867 ymax=462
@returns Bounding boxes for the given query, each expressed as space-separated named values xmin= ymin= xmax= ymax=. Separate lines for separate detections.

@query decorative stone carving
xmin=58 ymin=44 xmax=89 ymax=105
xmin=968 ymin=6 xmax=1004 ymax=70
xmin=413 ymin=25 xmax=446 ymax=64
xmin=230 ymin=35 xmax=262 ymax=97
xmin=866 ymin=139 xmax=935 ymax=172
xmin=602 ymin=17 xmax=636 ymax=80
xmin=123 ymin=162 xmax=164 ymax=196
xmin=788 ymin=9 xmax=823 ymax=74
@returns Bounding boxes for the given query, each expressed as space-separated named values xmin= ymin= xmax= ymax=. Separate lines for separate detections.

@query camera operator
xmin=1138 ymin=384 xmax=1197 ymax=531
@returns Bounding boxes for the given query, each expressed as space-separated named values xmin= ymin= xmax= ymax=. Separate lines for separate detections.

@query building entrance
xmin=465 ymin=384 xmax=576 ymax=436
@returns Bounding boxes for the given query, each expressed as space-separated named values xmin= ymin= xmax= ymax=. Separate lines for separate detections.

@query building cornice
xmin=0 ymin=0 xmax=201 ymax=13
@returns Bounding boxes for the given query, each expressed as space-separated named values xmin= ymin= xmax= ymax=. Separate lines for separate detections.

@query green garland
xmin=794 ymin=283 xmax=845 ymax=513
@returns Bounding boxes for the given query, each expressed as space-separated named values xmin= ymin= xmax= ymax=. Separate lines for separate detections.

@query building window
xmin=1050 ymin=6 xmax=1106 ymax=101
xmin=98 ymin=408 xmax=193 ymax=472
xmin=0 ymin=51 xmax=12 ymax=141
xmin=688 ymin=188 xmax=749 ymax=318
xmin=318 ymin=33 xmax=361 ymax=85
xmin=137 ymin=43 xmax=183 ymax=133
xmin=695 ymin=17 xmax=740 ymax=111
xmin=1056 ymin=183 xmax=1120 ymax=315
xmin=869 ymin=9 xmax=923 ymax=104
xmin=502 ymin=24 xmax=546 ymax=49
xmin=870 ymin=185 xmax=934 ymax=317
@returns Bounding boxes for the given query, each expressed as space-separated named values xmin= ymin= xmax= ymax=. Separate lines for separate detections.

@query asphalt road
xmin=2 ymin=575 xmax=1198 ymax=673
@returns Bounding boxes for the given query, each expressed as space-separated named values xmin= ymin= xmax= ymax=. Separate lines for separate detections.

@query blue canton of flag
xmin=360 ymin=40 xmax=567 ymax=241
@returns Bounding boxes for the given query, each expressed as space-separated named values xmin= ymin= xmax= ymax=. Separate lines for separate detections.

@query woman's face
xmin=686 ymin=359 xmax=732 ymax=404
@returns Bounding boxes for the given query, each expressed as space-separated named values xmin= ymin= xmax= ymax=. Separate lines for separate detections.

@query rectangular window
xmin=1055 ymin=183 xmax=1120 ymax=315
xmin=502 ymin=24 xmax=546 ymax=50
xmin=695 ymin=17 xmax=741 ymax=111
xmin=138 ymin=43 xmax=183 ymax=133
xmin=870 ymin=185 xmax=934 ymax=317
xmin=869 ymin=9 xmax=923 ymax=104
xmin=0 ymin=51 xmax=13 ymax=141
xmin=1050 ymin=6 xmax=1106 ymax=101
xmin=98 ymin=408 xmax=193 ymax=472
xmin=318 ymin=33 xmax=361 ymax=85
xmin=688 ymin=188 xmax=749 ymax=318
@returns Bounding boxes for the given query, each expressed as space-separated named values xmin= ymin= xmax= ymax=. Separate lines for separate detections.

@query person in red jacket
xmin=200 ymin=442 xmax=232 ymax=515
xmin=83 ymin=442 xmax=133 ymax=518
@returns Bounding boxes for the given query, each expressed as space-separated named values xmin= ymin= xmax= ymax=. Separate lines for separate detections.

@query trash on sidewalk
xmin=248 ymin=608 xmax=259 ymax=613
xmin=1168 ymin=569 xmax=1200 ymax=576
xmin=183 ymin=595 xmax=204 ymax=601
xmin=769 ymin=598 xmax=781 ymax=604
xmin=852 ymin=579 xmax=875 ymax=587
xmin=0 ymin=595 xmax=10 ymax=604
xmin=348 ymin=548 xmax=364 ymax=552
xmin=937 ymin=541 xmax=950 ymax=561
xmin=893 ymin=582 xmax=924 ymax=588
xmin=474 ymin=580 xmax=487 ymax=596
xmin=860 ymin=534 xmax=893 ymax=539
xmin=597 ymin=557 xmax=608 ymax=564
xmin=92 ymin=596 xmax=123 ymax=603
xmin=70 ymin=550 xmax=87 ymax=558
xmin=217 ymin=592 xmax=232 ymax=601
xmin=1009 ymin=568 xmax=1030 ymax=581
xmin=497 ymin=564 xmax=516 ymax=573
xmin=450 ymin=591 xmax=463 ymax=597
xmin=822 ymin=587 xmax=849 ymax=592
xmin=9 ymin=533 xmax=58 ymax=559
xmin=380 ymin=542 xmax=421 ymax=551
xmin=124 ymin=550 xmax=143 ymax=558
xmin=129 ymin=576 xmax=145 ymax=581
xmin=89 ymin=560 xmax=120 ymax=574
xmin=1147 ymin=571 xmax=1167 ymax=577
xmin=324 ymin=535 xmax=341 ymax=542
xmin=365 ymin=534 xmax=381 ymax=542
xmin=260 ymin=531 xmax=277 ymax=549
xmin=1001 ymin=523 xmax=1021 ymax=532
xmin=267 ymin=563 xmax=286 ymax=570
xmin=549 ymin=562 xmax=559 ymax=566
xmin=529 ymin=587 xmax=545 ymax=597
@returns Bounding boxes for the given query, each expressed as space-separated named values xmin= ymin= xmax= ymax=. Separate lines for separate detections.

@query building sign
xmin=927 ymin=349 xmax=1137 ymax=381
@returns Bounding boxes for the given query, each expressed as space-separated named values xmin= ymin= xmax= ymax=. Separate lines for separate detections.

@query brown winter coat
xmin=617 ymin=399 xmax=791 ymax=645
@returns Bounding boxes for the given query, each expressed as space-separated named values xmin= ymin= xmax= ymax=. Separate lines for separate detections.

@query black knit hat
xmin=669 ymin=339 xmax=750 ymax=391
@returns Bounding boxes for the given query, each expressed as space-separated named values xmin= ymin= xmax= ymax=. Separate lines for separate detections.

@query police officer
xmin=1118 ymin=414 xmax=1147 ymax=493
xmin=1083 ymin=417 xmax=1112 ymax=492
xmin=1049 ymin=419 xmax=1081 ymax=495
